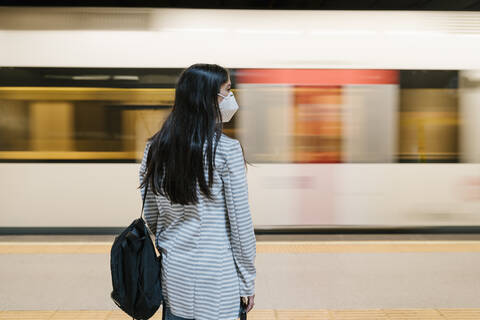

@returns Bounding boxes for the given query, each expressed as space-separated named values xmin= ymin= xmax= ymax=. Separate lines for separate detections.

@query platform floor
xmin=1 ymin=235 xmax=480 ymax=320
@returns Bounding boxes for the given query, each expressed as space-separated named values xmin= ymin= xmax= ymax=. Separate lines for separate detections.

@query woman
xmin=138 ymin=64 xmax=256 ymax=320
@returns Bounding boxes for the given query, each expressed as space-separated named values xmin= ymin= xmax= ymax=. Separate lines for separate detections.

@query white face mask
xmin=217 ymin=91 xmax=239 ymax=123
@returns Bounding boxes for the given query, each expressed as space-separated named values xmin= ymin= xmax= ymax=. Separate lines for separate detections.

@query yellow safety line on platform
xmin=1 ymin=240 xmax=480 ymax=254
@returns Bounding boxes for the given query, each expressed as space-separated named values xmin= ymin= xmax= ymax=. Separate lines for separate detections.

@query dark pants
xmin=162 ymin=303 xmax=194 ymax=320
xmin=161 ymin=299 xmax=244 ymax=320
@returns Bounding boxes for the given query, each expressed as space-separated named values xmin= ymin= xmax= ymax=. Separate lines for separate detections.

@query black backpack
xmin=110 ymin=182 xmax=163 ymax=319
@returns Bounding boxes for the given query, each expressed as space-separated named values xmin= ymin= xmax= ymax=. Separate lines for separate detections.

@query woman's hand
xmin=241 ymin=294 xmax=255 ymax=313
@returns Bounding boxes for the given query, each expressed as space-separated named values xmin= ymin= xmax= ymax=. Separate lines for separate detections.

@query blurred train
xmin=1 ymin=7 xmax=480 ymax=232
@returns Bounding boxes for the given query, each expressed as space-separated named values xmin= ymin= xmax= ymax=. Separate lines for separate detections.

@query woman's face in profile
xmin=217 ymin=77 xmax=231 ymax=105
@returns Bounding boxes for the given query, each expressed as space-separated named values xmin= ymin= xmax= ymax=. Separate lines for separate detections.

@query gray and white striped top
xmin=139 ymin=133 xmax=256 ymax=320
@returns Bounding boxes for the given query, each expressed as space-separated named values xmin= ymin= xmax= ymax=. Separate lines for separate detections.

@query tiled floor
xmin=1 ymin=309 xmax=480 ymax=320
xmin=1 ymin=235 xmax=480 ymax=319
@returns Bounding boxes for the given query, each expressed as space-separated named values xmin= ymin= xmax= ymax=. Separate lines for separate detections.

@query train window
xmin=0 ymin=85 xmax=176 ymax=161
xmin=0 ymin=68 xmax=475 ymax=163
xmin=398 ymin=71 xmax=459 ymax=163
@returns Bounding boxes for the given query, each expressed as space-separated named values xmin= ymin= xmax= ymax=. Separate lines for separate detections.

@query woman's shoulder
xmin=218 ymin=132 xmax=240 ymax=150
xmin=215 ymin=133 xmax=243 ymax=167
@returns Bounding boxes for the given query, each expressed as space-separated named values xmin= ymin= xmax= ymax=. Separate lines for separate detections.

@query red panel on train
xmin=236 ymin=69 xmax=398 ymax=85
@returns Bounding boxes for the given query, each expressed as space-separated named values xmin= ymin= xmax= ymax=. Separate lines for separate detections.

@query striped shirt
xmin=139 ymin=133 xmax=256 ymax=320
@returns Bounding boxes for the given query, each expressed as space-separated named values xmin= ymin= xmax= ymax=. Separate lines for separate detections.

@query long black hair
xmin=138 ymin=63 xmax=240 ymax=205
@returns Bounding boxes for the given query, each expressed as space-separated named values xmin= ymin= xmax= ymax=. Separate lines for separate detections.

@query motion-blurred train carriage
xmin=1 ymin=8 xmax=480 ymax=233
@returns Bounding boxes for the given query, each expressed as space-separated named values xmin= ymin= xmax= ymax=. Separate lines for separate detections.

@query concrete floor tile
xmin=276 ymin=309 xmax=330 ymax=320
xmin=0 ymin=310 xmax=55 ymax=319
xmin=385 ymin=308 xmax=444 ymax=319
xmin=438 ymin=308 xmax=480 ymax=319
xmin=331 ymin=309 xmax=387 ymax=319
xmin=49 ymin=310 xmax=110 ymax=319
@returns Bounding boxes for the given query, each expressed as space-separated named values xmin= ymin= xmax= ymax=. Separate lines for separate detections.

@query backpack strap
xmin=139 ymin=180 xmax=149 ymax=220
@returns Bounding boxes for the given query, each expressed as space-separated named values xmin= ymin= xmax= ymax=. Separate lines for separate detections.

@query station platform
xmin=1 ymin=234 xmax=479 ymax=320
